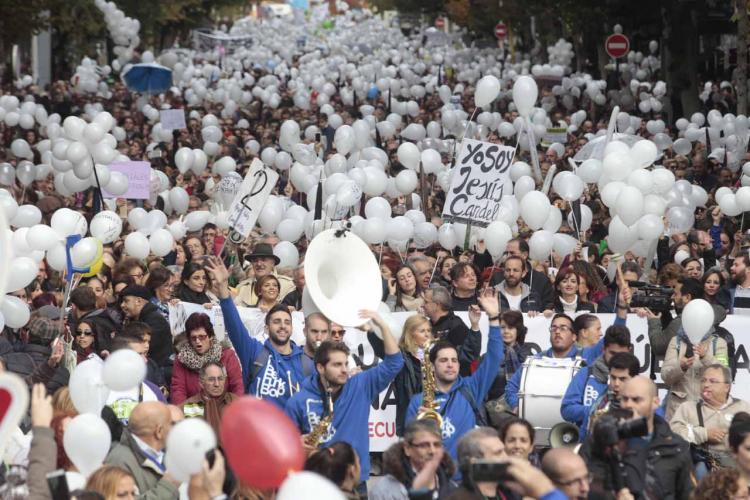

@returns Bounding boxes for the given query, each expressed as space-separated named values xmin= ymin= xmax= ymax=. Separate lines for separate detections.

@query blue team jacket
xmin=560 ymin=365 xmax=608 ymax=441
xmin=504 ymin=315 xmax=627 ymax=410
xmin=405 ymin=326 xmax=504 ymax=464
xmin=284 ymin=352 xmax=403 ymax=482
xmin=220 ymin=297 xmax=306 ymax=409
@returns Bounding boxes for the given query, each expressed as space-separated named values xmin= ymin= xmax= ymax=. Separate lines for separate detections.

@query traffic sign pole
xmin=605 ymin=33 xmax=629 ymax=90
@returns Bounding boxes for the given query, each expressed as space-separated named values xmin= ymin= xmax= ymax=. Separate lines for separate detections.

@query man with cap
xmin=235 ymin=243 xmax=295 ymax=307
xmin=3 ymin=313 xmax=69 ymax=392
xmin=120 ymin=285 xmax=173 ymax=378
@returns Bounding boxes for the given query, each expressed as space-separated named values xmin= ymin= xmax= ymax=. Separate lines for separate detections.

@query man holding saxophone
xmin=284 ymin=309 xmax=403 ymax=494
xmin=405 ymin=288 xmax=504 ymax=469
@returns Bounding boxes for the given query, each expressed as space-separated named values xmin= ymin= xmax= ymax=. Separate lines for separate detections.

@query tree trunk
xmin=737 ymin=0 xmax=748 ymax=115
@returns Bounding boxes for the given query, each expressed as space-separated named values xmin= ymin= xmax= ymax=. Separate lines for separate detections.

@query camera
xmin=468 ymin=460 xmax=513 ymax=482
xmin=628 ymin=281 xmax=673 ymax=312
xmin=592 ymin=413 xmax=648 ymax=448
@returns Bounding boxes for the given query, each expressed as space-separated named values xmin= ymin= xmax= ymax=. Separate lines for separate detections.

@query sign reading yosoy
xmin=442 ymin=139 xmax=514 ymax=227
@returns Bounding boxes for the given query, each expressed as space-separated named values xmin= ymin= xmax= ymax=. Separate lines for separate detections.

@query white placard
xmin=442 ymin=139 xmax=514 ymax=227
xmin=159 ymin=109 xmax=186 ymax=130
xmin=227 ymin=159 xmax=279 ymax=243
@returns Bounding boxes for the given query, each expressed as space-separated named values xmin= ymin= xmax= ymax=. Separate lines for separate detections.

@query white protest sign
xmin=167 ymin=302 xmax=226 ymax=341
xmin=442 ymin=139 xmax=514 ymax=227
xmin=542 ymin=127 xmax=568 ymax=146
xmin=159 ymin=109 xmax=186 ymax=130
xmin=227 ymin=158 xmax=279 ymax=244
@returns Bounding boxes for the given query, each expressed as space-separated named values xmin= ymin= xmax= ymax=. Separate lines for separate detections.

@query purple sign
xmin=102 ymin=161 xmax=151 ymax=199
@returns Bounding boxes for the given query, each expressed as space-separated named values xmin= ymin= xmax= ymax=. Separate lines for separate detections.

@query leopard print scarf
xmin=177 ymin=337 xmax=223 ymax=371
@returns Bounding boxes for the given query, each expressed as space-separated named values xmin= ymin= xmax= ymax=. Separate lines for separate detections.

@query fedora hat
xmin=244 ymin=243 xmax=280 ymax=265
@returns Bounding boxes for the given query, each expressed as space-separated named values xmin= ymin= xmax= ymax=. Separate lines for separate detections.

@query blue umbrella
xmin=122 ymin=63 xmax=173 ymax=94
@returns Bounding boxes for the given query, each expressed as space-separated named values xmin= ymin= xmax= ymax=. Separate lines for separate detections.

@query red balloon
xmin=220 ymin=397 xmax=304 ymax=489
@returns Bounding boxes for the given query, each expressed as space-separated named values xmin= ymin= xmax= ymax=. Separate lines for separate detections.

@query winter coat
xmin=560 ymin=357 xmax=609 ymax=440
xmin=169 ymin=347 xmax=244 ymax=404
xmin=27 ymin=427 xmax=56 ymax=500
xmin=234 ymin=272 xmax=295 ymax=307
xmin=105 ymin=430 xmax=178 ymax=500
xmin=496 ymin=282 xmax=544 ymax=312
xmin=136 ymin=302 xmax=173 ymax=367
xmin=491 ymin=263 xmax=555 ymax=310
xmin=3 ymin=344 xmax=69 ymax=393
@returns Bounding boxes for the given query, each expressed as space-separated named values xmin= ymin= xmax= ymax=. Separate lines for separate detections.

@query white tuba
xmin=303 ymin=227 xmax=382 ymax=327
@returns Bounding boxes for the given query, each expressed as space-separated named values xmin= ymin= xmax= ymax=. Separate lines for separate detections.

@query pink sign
xmin=101 ymin=161 xmax=151 ymax=199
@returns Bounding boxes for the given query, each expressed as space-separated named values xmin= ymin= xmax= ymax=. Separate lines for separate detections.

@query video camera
xmin=628 ymin=281 xmax=673 ymax=312
xmin=592 ymin=412 xmax=648 ymax=449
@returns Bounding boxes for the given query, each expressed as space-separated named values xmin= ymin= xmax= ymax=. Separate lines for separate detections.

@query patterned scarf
xmin=177 ymin=337 xmax=223 ymax=371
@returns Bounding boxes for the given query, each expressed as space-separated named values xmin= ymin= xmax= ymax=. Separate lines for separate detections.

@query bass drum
xmin=518 ymin=356 xmax=584 ymax=446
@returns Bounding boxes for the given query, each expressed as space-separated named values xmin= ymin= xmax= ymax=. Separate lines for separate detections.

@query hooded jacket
xmin=220 ymin=297 xmax=306 ymax=409
xmin=560 ymin=356 xmax=609 ymax=441
xmin=284 ymin=351 xmax=403 ymax=482
xmin=496 ymin=282 xmax=541 ymax=312
xmin=504 ymin=315 xmax=627 ymax=410
xmin=405 ymin=326 xmax=504 ymax=464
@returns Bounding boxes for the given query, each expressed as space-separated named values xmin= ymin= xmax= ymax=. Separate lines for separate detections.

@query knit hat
xmin=27 ymin=316 xmax=58 ymax=345
xmin=120 ymin=285 xmax=152 ymax=302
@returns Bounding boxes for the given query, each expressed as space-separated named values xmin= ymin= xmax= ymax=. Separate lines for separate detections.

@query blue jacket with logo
xmin=504 ymin=315 xmax=627 ymax=410
xmin=560 ymin=364 xmax=607 ymax=441
xmin=220 ymin=297 xmax=305 ymax=409
xmin=405 ymin=326 xmax=504 ymax=464
xmin=284 ymin=352 xmax=403 ymax=482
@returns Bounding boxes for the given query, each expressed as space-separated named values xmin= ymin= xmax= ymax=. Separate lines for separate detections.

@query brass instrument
xmin=305 ymin=387 xmax=334 ymax=448
xmin=417 ymin=341 xmax=443 ymax=428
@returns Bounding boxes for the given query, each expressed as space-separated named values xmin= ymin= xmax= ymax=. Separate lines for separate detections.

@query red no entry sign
xmin=495 ymin=22 xmax=507 ymax=40
xmin=435 ymin=17 xmax=445 ymax=28
xmin=606 ymin=33 xmax=630 ymax=59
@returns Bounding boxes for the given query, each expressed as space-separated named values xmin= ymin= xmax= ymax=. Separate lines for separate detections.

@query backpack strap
xmin=457 ymin=384 xmax=488 ymax=427
xmin=250 ymin=346 xmax=272 ymax=389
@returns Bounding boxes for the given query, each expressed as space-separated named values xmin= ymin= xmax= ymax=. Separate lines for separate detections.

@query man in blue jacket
xmin=285 ymin=310 xmax=403 ymax=486
xmin=405 ymin=289 xmax=504 ymax=465
xmin=206 ymin=256 xmax=306 ymax=409
xmin=560 ymin=325 xmax=632 ymax=441
xmin=504 ymin=287 xmax=630 ymax=412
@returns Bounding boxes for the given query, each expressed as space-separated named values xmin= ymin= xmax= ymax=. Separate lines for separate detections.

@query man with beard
xmin=504 ymin=287 xmax=629 ymax=413
xmin=646 ymin=277 xmax=707 ymax=356
xmin=490 ymin=238 xmax=555 ymax=310
xmin=302 ymin=313 xmax=330 ymax=371
xmin=405 ymin=289 xmax=503 ymax=466
xmin=285 ymin=310 xmax=403 ymax=490
xmin=496 ymin=256 xmax=543 ymax=313
xmin=207 ymin=256 xmax=306 ymax=409
xmin=729 ymin=254 xmax=750 ymax=315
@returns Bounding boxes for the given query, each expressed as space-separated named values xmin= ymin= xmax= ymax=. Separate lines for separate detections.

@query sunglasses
xmin=407 ymin=248 xmax=418 ymax=253
xmin=75 ymin=329 xmax=94 ymax=337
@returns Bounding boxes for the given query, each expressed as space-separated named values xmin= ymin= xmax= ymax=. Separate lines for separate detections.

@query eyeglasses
xmin=129 ymin=272 xmax=144 ymax=279
xmin=331 ymin=329 xmax=345 ymax=336
xmin=75 ymin=329 xmax=94 ymax=337
xmin=700 ymin=378 xmax=729 ymax=385
xmin=556 ymin=473 xmax=593 ymax=488
xmin=190 ymin=334 xmax=209 ymax=343
xmin=549 ymin=325 xmax=572 ymax=333
xmin=409 ymin=440 xmax=443 ymax=450
xmin=203 ymin=376 xmax=226 ymax=384
xmin=407 ymin=247 xmax=418 ymax=253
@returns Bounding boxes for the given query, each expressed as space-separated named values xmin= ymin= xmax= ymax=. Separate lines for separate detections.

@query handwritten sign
xmin=102 ymin=161 xmax=151 ymax=199
xmin=159 ymin=109 xmax=186 ymax=130
xmin=227 ymin=158 xmax=279 ymax=243
xmin=442 ymin=139 xmax=514 ymax=227
xmin=542 ymin=127 xmax=568 ymax=146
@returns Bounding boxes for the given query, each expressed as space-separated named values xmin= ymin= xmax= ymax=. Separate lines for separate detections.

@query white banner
xmin=442 ymin=139 xmax=514 ymax=227
xmin=159 ymin=109 xmax=186 ymax=130
xmin=180 ymin=304 xmax=750 ymax=452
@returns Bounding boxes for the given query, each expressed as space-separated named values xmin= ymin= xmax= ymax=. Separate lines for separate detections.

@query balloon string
xmin=378 ymin=243 xmax=383 ymax=266
xmin=460 ymin=107 xmax=479 ymax=142
xmin=427 ymin=255 xmax=440 ymax=287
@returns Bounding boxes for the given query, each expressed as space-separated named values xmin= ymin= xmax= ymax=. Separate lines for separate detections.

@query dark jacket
xmin=137 ymin=302 xmax=173 ymax=367
xmin=496 ymin=282 xmax=543 ymax=312
xmin=451 ymin=293 xmax=478 ymax=312
xmin=368 ymin=330 xmax=482 ymax=436
xmin=431 ymin=312 xmax=482 ymax=376
xmin=553 ymin=297 xmax=597 ymax=313
xmin=281 ymin=288 xmax=303 ymax=310
xmin=486 ymin=343 xmax=535 ymax=401
xmin=3 ymin=344 xmax=69 ymax=392
xmin=582 ymin=415 xmax=694 ymax=500
xmin=596 ymin=291 xmax=617 ymax=314
xmin=491 ymin=263 xmax=554 ymax=310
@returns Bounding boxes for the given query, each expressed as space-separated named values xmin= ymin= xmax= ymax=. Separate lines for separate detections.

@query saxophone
xmin=305 ymin=387 xmax=334 ymax=448
xmin=417 ymin=341 xmax=444 ymax=428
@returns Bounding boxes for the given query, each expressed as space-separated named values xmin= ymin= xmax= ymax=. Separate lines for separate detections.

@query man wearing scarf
xmin=181 ymin=361 xmax=238 ymax=441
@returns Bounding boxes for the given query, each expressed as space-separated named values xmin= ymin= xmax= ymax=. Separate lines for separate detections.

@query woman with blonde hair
xmin=368 ymin=311 xmax=480 ymax=436
xmin=86 ymin=465 xmax=137 ymax=499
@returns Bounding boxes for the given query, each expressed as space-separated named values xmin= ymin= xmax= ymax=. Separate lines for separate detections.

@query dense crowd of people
xmin=0 ymin=4 xmax=749 ymax=500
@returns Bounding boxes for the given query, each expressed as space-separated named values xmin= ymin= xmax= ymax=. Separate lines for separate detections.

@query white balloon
xmin=6 ymin=257 xmax=39 ymax=292
xmin=89 ymin=211 xmax=122 ymax=244
xmin=484 ymin=221 xmax=512 ymax=259
xmin=277 ymin=472 xmax=346 ymax=500
xmin=102 ymin=350 xmax=145 ymax=391
xmin=63 ymin=414 xmax=111 ymax=478
xmin=69 ymin=359 xmax=110 ymax=415
xmin=273 ymin=241 xmax=299 ymax=268
xmin=124 ymin=232 xmax=149 ymax=259
xmin=512 ymin=76 xmax=538 ymax=117
xmin=520 ymin=191 xmax=551 ymax=230
xmin=681 ymin=299 xmax=715 ymax=345
xmin=276 ymin=218 xmax=304 ymax=243
xmin=365 ymin=197 xmax=392 ymax=219
xmin=164 ymin=419 xmax=216 ymax=483
xmin=149 ymin=229 xmax=174 ymax=257
xmin=11 ymin=205 xmax=42 ymax=228
xmin=105 ymin=171 xmax=129 ymax=196
xmin=475 ymin=75 xmax=501 ymax=108
xmin=26 ymin=224 xmax=61 ymax=251
xmin=0 ymin=295 xmax=29 ymax=329
xmin=71 ymin=237 xmax=99 ymax=268
xmin=529 ymin=230 xmax=554 ymax=261
xmin=397 ymin=142 xmax=420 ymax=170
xmin=50 ymin=209 xmax=86 ymax=237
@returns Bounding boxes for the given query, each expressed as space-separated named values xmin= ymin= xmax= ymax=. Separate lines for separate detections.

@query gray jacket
xmin=105 ymin=430 xmax=178 ymax=500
